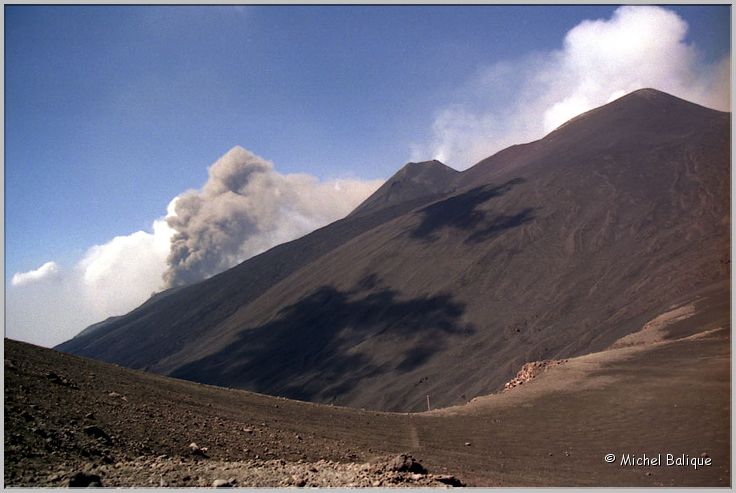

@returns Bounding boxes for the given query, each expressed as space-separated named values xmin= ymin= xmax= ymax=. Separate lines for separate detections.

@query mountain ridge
xmin=57 ymin=88 xmax=730 ymax=412
xmin=349 ymin=159 xmax=458 ymax=218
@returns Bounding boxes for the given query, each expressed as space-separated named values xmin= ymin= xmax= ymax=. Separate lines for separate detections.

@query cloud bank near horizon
xmin=412 ymin=6 xmax=730 ymax=170
xmin=11 ymin=261 xmax=60 ymax=286
xmin=7 ymin=217 xmax=175 ymax=348
xmin=8 ymin=147 xmax=382 ymax=347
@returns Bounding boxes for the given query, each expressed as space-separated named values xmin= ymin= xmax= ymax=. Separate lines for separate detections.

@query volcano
xmin=57 ymin=88 xmax=730 ymax=413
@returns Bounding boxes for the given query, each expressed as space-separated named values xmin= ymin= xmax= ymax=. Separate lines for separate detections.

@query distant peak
xmin=404 ymin=159 xmax=445 ymax=166
xmin=630 ymin=87 xmax=665 ymax=97
xmin=349 ymin=159 xmax=457 ymax=217
xmin=550 ymin=87 xmax=710 ymax=136
xmin=400 ymin=159 xmax=457 ymax=175
xmin=614 ymin=88 xmax=687 ymax=105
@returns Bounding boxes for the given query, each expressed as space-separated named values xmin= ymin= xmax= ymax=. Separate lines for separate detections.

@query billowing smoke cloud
xmin=8 ymin=147 xmax=381 ymax=347
xmin=11 ymin=261 xmax=60 ymax=286
xmin=412 ymin=6 xmax=731 ymax=169
xmin=164 ymin=146 xmax=382 ymax=287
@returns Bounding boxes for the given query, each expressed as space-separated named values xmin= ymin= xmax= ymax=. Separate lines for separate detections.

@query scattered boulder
xmin=212 ymin=479 xmax=232 ymax=488
xmin=83 ymin=426 xmax=111 ymax=444
xmin=32 ymin=427 xmax=48 ymax=438
xmin=434 ymin=474 xmax=464 ymax=486
xmin=45 ymin=371 xmax=73 ymax=387
xmin=503 ymin=359 xmax=568 ymax=391
xmin=189 ymin=442 xmax=208 ymax=457
xmin=67 ymin=471 xmax=103 ymax=487
xmin=388 ymin=454 xmax=427 ymax=474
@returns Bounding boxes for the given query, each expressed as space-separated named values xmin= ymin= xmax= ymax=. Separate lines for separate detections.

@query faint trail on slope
xmin=408 ymin=418 xmax=421 ymax=450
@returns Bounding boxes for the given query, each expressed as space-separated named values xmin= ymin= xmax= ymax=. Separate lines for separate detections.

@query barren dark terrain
xmin=58 ymin=89 xmax=730 ymax=413
xmin=5 ymin=287 xmax=729 ymax=486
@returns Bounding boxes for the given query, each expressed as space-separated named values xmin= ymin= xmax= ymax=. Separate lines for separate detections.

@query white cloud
xmin=416 ymin=6 xmax=731 ymax=169
xmin=77 ymin=217 xmax=175 ymax=316
xmin=11 ymin=261 xmax=60 ymax=286
xmin=7 ymin=218 xmax=175 ymax=348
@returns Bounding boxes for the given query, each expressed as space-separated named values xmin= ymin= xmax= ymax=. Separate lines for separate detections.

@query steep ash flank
xmin=170 ymin=278 xmax=475 ymax=411
xmin=56 ymin=193 xmax=451 ymax=371
xmin=58 ymin=89 xmax=730 ymax=412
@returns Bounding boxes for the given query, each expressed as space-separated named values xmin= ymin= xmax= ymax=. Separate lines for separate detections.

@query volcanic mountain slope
xmin=58 ymin=164 xmax=452 ymax=370
xmin=349 ymin=159 xmax=458 ymax=217
xmin=6 ymin=295 xmax=730 ymax=486
xmin=58 ymin=88 xmax=730 ymax=412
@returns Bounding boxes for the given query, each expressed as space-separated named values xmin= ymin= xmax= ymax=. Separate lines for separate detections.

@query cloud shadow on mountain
xmin=411 ymin=178 xmax=535 ymax=243
xmin=170 ymin=275 xmax=474 ymax=404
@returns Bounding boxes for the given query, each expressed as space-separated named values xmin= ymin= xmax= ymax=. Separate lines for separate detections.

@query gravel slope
xmin=6 ymin=290 xmax=729 ymax=487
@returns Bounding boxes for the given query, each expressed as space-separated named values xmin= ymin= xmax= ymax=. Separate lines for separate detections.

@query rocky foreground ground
xmin=5 ymin=340 xmax=466 ymax=487
xmin=36 ymin=455 xmax=463 ymax=488
xmin=5 ymin=293 xmax=731 ymax=487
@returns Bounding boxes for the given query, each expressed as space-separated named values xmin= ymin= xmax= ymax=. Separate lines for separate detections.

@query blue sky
xmin=4 ymin=5 xmax=731 ymax=346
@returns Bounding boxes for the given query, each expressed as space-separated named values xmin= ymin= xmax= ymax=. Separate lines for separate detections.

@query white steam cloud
xmin=413 ymin=6 xmax=731 ymax=169
xmin=164 ymin=146 xmax=382 ymax=287
xmin=77 ymin=218 xmax=175 ymax=315
xmin=8 ymin=147 xmax=382 ymax=347
xmin=11 ymin=261 xmax=60 ymax=286
xmin=7 ymin=218 xmax=175 ymax=347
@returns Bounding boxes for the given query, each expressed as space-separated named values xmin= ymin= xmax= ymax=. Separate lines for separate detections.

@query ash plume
xmin=163 ymin=146 xmax=381 ymax=288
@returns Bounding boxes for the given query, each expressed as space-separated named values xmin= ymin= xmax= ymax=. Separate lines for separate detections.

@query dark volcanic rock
xmin=434 ymin=474 xmax=465 ymax=486
xmin=67 ymin=471 xmax=103 ymax=487
xmin=83 ymin=426 xmax=111 ymax=444
xmin=388 ymin=454 xmax=427 ymax=474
